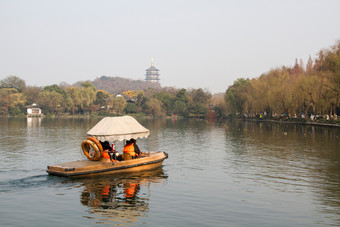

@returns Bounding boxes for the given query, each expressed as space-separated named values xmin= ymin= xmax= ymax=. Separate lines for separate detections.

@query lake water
xmin=0 ymin=117 xmax=339 ymax=226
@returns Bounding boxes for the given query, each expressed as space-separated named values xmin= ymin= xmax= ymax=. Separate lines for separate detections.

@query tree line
xmin=2 ymin=40 xmax=339 ymax=120
xmin=0 ymin=76 xmax=212 ymax=118
xmin=225 ymin=40 xmax=340 ymax=120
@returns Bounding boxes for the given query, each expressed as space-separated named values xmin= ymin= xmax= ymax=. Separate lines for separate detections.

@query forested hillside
xmin=92 ymin=76 xmax=161 ymax=94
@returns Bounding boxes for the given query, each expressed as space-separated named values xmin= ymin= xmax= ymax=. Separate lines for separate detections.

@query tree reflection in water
xmin=72 ymin=168 xmax=167 ymax=225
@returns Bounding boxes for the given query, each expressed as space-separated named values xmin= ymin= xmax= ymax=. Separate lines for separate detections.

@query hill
xmin=92 ymin=76 xmax=161 ymax=94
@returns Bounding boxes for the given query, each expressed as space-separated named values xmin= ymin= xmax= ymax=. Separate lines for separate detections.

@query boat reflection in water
xmin=73 ymin=167 xmax=167 ymax=225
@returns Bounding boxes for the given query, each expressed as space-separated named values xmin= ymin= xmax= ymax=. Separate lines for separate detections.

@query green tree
xmin=247 ymin=78 xmax=268 ymax=114
xmin=38 ymin=90 xmax=63 ymax=114
xmin=113 ymin=96 xmax=127 ymax=115
xmin=153 ymin=91 xmax=175 ymax=115
xmin=77 ymin=81 xmax=97 ymax=113
xmin=145 ymin=98 xmax=164 ymax=117
xmin=64 ymin=95 xmax=75 ymax=114
xmin=95 ymin=90 xmax=110 ymax=106
xmin=24 ymin=86 xmax=43 ymax=105
xmin=44 ymin=84 xmax=67 ymax=98
xmin=190 ymin=88 xmax=211 ymax=104
xmin=8 ymin=92 xmax=26 ymax=111
xmin=0 ymin=76 xmax=26 ymax=92
xmin=321 ymin=44 xmax=340 ymax=114
xmin=0 ymin=88 xmax=26 ymax=115
xmin=81 ymin=81 xmax=96 ymax=91
xmin=80 ymin=86 xmax=96 ymax=112
xmin=125 ymin=102 xmax=138 ymax=114
xmin=172 ymin=89 xmax=190 ymax=116
xmin=175 ymin=88 xmax=189 ymax=103
xmin=188 ymin=103 xmax=209 ymax=118
xmin=225 ymin=78 xmax=250 ymax=115
xmin=65 ymin=85 xmax=96 ymax=114
xmin=173 ymin=100 xmax=187 ymax=116
xmin=66 ymin=87 xmax=82 ymax=114
xmin=267 ymin=68 xmax=296 ymax=115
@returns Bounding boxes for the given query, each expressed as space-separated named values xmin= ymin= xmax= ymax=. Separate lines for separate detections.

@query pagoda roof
xmin=146 ymin=65 xmax=159 ymax=71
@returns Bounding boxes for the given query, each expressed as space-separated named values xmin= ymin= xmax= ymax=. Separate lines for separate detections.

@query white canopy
xmin=87 ymin=116 xmax=150 ymax=141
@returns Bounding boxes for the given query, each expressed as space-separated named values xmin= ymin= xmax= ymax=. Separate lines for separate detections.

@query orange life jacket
xmin=123 ymin=143 xmax=136 ymax=157
xmin=102 ymin=149 xmax=110 ymax=159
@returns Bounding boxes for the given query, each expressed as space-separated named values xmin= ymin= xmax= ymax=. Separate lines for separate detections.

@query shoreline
xmin=2 ymin=115 xmax=340 ymax=128
xmin=242 ymin=118 xmax=340 ymax=128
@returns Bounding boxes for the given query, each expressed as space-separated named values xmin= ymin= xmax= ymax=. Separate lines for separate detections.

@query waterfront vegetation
xmin=0 ymin=76 xmax=212 ymax=119
xmin=1 ymin=40 xmax=339 ymax=123
xmin=225 ymin=40 xmax=340 ymax=123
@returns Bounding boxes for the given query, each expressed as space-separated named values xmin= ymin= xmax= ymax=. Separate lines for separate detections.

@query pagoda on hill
xmin=145 ymin=58 xmax=160 ymax=83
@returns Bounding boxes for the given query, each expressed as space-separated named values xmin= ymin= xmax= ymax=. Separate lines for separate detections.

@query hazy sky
xmin=1 ymin=0 xmax=340 ymax=93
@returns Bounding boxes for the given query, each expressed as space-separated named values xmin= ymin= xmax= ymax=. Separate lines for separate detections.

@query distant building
xmin=26 ymin=103 xmax=42 ymax=117
xmin=145 ymin=58 xmax=160 ymax=83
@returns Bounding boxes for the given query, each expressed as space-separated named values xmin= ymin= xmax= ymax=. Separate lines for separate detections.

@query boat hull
xmin=47 ymin=151 xmax=168 ymax=177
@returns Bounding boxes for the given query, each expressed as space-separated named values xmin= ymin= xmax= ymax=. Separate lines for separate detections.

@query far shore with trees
xmin=1 ymin=40 xmax=339 ymax=125
xmin=0 ymin=76 xmax=212 ymax=119
xmin=225 ymin=40 xmax=340 ymax=125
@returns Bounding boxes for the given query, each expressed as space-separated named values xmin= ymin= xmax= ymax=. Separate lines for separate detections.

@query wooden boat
xmin=47 ymin=116 xmax=168 ymax=177
xmin=47 ymin=151 xmax=168 ymax=177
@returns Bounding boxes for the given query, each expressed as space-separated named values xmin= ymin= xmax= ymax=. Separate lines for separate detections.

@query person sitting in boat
xmin=130 ymin=138 xmax=141 ymax=157
xmin=101 ymin=141 xmax=118 ymax=162
xmin=123 ymin=139 xmax=138 ymax=160
xmin=101 ymin=141 xmax=111 ymax=151
xmin=108 ymin=142 xmax=120 ymax=161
